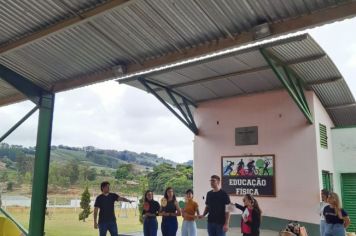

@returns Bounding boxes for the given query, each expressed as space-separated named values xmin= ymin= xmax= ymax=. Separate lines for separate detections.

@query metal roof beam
xmin=327 ymin=102 xmax=356 ymax=110
xmin=0 ymin=0 xmax=132 ymax=55
xmin=122 ymin=1 xmax=356 ymax=78
xmin=0 ymin=93 xmax=26 ymax=107
xmin=148 ymin=54 xmax=326 ymax=91
xmin=137 ymin=77 xmax=198 ymax=135
xmin=0 ymin=64 xmax=50 ymax=104
xmin=306 ymin=77 xmax=343 ymax=86
xmin=260 ymin=48 xmax=314 ymax=124
xmin=0 ymin=105 xmax=38 ymax=143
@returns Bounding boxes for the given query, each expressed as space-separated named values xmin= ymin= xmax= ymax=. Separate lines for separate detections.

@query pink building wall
xmin=193 ymin=90 xmax=323 ymax=224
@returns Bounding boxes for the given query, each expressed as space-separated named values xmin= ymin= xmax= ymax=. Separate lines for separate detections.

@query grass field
xmin=5 ymin=207 xmax=144 ymax=236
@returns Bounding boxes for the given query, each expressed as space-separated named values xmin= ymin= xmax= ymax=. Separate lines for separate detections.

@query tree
xmin=115 ymin=164 xmax=134 ymax=180
xmin=87 ymin=168 xmax=97 ymax=181
xmin=0 ymin=172 xmax=8 ymax=182
xmin=147 ymin=163 xmax=193 ymax=195
xmin=16 ymin=155 xmax=34 ymax=174
xmin=7 ymin=182 xmax=14 ymax=191
xmin=80 ymin=164 xmax=90 ymax=182
xmin=65 ymin=161 xmax=79 ymax=185
xmin=138 ymin=176 xmax=148 ymax=224
xmin=138 ymin=194 xmax=145 ymax=224
xmin=79 ymin=186 xmax=92 ymax=222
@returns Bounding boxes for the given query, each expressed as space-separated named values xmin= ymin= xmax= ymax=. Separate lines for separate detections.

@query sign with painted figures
xmin=221 ymin=155 xmax=275 ymax=197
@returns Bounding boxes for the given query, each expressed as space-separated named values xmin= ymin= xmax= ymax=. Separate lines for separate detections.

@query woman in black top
xmin=323 ymin=192 xmax=350 ymax=236
xmin=142 ymin=190 xmax=160 ymax=236
xmin=233 ymin=194 xmax=261 ymax=236
xmin=160 ymin=187 xmax=181 ymax=236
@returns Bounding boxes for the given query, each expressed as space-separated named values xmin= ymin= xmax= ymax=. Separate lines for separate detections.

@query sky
xmin=0 ymin=18 xmax=356 ymax=163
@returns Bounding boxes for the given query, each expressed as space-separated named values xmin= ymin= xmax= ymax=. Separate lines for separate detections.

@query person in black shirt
xmin=202 ymin=175 xmax=231 ymax=236
xmin=323 ymin=192 xmax=350 ymax=236
xmin=142 ymin=190 xmax=160 ymax=236
xmin=160 ymin=187 xmax=181 ymax=236
xmin=94 ymin=181 xmax=133 ymax=236
xmin=233 ymin=194 xmax=262 ymax=236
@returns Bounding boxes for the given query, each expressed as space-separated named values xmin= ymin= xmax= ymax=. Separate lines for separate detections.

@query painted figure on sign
xmin=247 ymin=160 xmax=256 ymax=176
xmin=237 ymin=159 xmax=245 ymax=175
xmin=262 ymin=159 xmax=270 ymax=176
xmin=223 ymin=161 xmax=234 ymax=176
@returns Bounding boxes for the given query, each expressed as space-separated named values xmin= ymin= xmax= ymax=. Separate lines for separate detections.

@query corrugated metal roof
xmin=122 ymin=34 xmax=356 ymax=126
xmin=0 ymin=0 xmax=109 ymax=45
xmin=0 ymin=0 xmax=355 ymax=126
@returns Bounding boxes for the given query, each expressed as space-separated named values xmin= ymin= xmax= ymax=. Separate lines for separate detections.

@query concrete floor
xmin=125 ymin=227 xmax=279 ymax=236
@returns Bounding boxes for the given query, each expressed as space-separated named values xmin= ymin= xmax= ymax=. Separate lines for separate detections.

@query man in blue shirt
xmin=94 ymin=181 xmax=133 ymax=236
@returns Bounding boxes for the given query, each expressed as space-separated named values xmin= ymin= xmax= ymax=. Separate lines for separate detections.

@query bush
xmin=7 ymin=182 xmax=14 ymax=191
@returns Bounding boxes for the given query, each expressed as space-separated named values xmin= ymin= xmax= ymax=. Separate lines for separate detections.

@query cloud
xmin=0 ymin=81 xmax=194 ymax=163
xmin=346 ymin=44 xmax=356 ymax=68
xmin=308 ymin=17 xmax=356 ymax=97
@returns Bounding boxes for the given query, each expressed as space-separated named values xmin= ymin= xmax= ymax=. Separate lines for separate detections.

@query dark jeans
xmin=98 ymin=221 xmax=118 ymax=236
xmin=161 ymin=217 xmax=178 ymax=236
xmin=144 ymin=217 xmax=158 ymax=236
xmin=207 ymin=222 xmax=225 ymax=236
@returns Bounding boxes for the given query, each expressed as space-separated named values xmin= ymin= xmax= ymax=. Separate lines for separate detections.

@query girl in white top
xmin=320 ymin=189 xmax=330 ymax=236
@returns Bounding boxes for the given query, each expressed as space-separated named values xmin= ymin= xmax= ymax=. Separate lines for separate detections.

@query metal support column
xmin=0 ymin=63 xmax=55 ymax=236
xmin=28 ymin=93 xmax=55 ymax=236
xmin=260 ymin=48 xmax=313 ymax=124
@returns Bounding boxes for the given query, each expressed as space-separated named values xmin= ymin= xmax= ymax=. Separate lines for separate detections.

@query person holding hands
xmin=232 ymin=194 xmax=262 ymax=236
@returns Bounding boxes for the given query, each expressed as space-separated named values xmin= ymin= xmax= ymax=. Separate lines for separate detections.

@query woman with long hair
xmin=142 ymin=190 xmax=160 ymax=236
xmin=319 ymin=189 xmax=330 ymax=236
xmin=233 ymin=194 xmax=261 ymax=236
xmin=323 ymin=192 xmax=350 ymax=236
xmin=160 ymin=187 xmax=181 ymax=236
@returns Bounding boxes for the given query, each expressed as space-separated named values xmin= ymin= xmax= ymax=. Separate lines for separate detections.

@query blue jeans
xmin=98 ymin=221 xmax=118 ymax=236
xmin=181 ymin=220 xmax=197 ymax=236
xmin=161 ymin=217 xmax=178 ymax=236
xmin=325 ymin=223 xmax=345 ymax=236
xmin=320 ymin=220 xmax=326 ymax=236
xmin=144 ymin=217 xmax=158 ymax=236
xmin=207 ymin=222 xmax=225 ymax=236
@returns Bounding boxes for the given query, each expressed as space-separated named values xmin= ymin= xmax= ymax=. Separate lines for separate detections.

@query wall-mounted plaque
xmin=235 ymin=126 xmax=258 ymax=145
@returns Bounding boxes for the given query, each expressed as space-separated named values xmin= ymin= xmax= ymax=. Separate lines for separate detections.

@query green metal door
xmin=341 ymin=173 xmax=356 ymax=232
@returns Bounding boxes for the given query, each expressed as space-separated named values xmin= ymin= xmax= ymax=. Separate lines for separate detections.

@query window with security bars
xmin=319 ymin=123 xmax=328 ymax=149
xmin=322 ymin=171 xmax=333 ymax=191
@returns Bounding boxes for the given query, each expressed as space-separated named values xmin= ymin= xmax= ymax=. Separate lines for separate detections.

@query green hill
xmin=0 ymin=143 xmax=179 ymax=170
xmin=0 ymin=143 xmax=193 ymax=196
